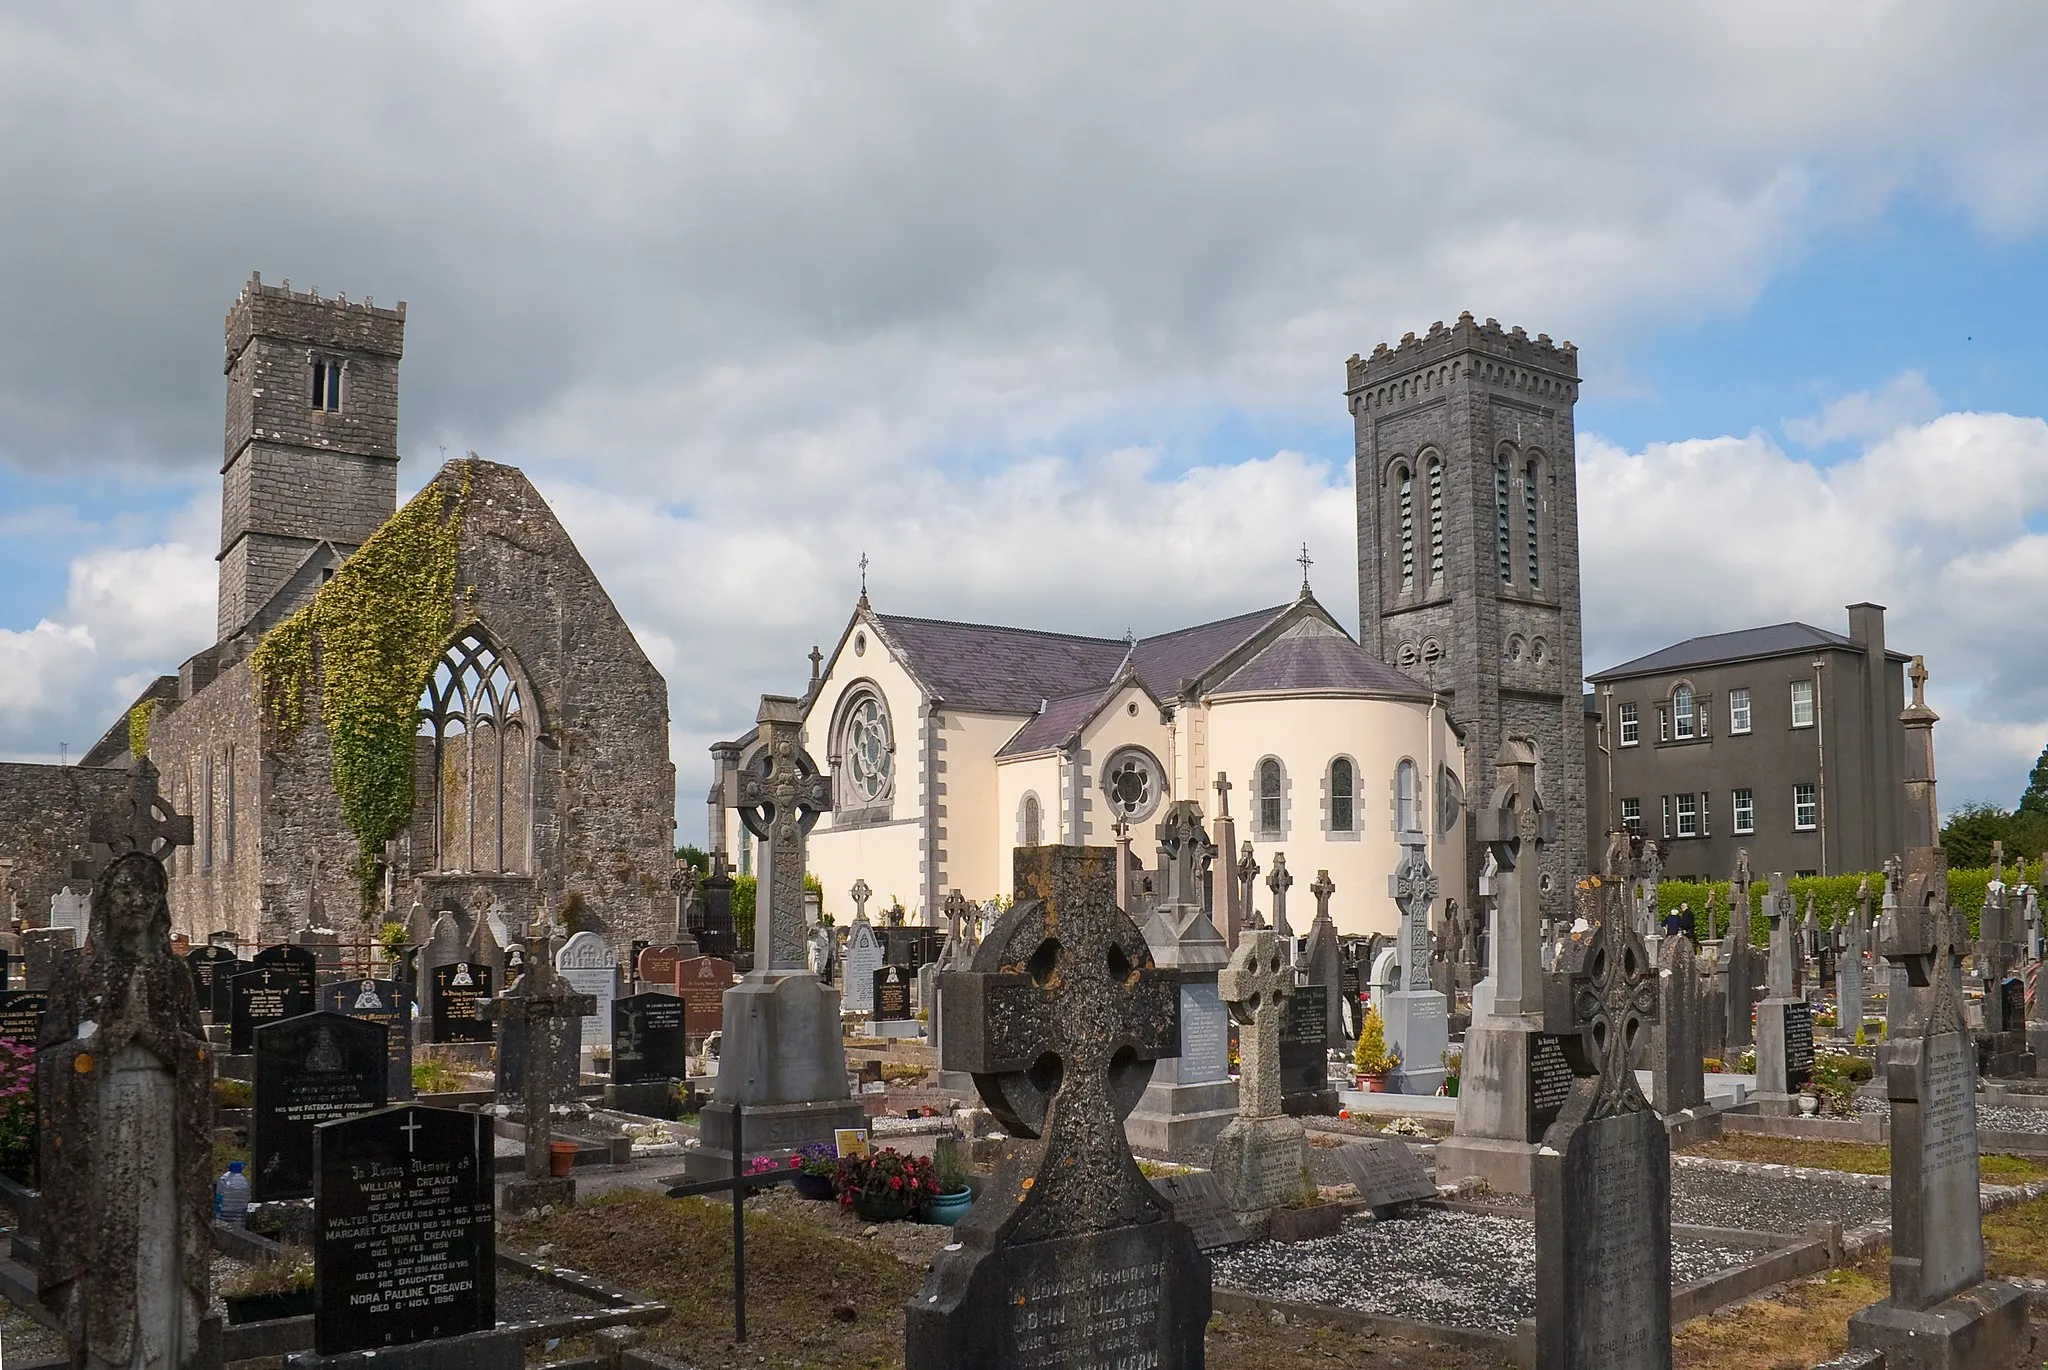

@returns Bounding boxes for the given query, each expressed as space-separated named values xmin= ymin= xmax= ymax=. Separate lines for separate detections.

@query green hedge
xmin=1653 ymin=857 xmax=2038 ymax=943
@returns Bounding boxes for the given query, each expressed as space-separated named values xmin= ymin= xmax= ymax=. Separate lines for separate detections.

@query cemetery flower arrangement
xmin=835 ymin=1146 xmax=941 ymax=1212
xmin=0 ymin=1037 xmax=34 ymax=1185
xmin=794 ymin=1140 xmax=840 ymax=1178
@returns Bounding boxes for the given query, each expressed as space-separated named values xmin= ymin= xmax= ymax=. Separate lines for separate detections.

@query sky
xmin=4 ymin=4 xmax=2048 ymax=828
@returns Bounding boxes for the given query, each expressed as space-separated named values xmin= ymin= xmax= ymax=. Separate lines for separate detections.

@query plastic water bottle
xmin=214 ymin=1161 xmax=250 ymax=1228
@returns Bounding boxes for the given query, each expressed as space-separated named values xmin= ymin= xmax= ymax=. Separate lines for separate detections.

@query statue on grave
xmin=39 ymin=852 xmax=213 ymax=1370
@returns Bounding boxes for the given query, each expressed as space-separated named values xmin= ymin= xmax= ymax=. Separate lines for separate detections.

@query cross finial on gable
xmin=1297 ymin=542 xmax=1314 ymax=593
xmin=858 ymin=551 xmax=870 ymax=607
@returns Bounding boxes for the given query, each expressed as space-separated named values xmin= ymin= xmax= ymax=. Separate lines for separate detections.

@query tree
xmin=2022 ymin=740 xmax=2048 ymax=818
xmin=1941 ymin=802 xmax=2048 ymax=869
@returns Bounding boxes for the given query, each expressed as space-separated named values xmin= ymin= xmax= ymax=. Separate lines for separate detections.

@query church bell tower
xmin=216 ymin=273 xmax=406 ymax=641
xmin=1347 ymin=314 xmax=1586 ymax=915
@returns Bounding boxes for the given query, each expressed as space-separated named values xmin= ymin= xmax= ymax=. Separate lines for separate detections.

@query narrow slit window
xmin=1330 ymin=758 xmax=1354 ymax=832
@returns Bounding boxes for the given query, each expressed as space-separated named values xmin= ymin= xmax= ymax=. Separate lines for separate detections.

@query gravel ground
xmin=1671 ymin=1162 xmax=1890 ymax=1234
xmin=1212 ymin=1209 xmax=1752 ymax=1334
xmin=1853 ymin=1093 xmax=2048 ymax=1135
xmin=0 ymin=1302 xmax=65 ymax=1360
xmin=498 ymin=1271 xmax=606 ymax=1323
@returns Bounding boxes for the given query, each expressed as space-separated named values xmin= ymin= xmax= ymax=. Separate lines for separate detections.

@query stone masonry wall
xmin=148 ymin=658 xmax=270 ymax=942
xmin=0 ymin=763 xmax=135 ymax=926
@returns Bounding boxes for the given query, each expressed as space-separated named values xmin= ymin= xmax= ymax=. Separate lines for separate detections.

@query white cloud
xmin=1784 ymin=372 xmax=1943 ymax=449
xmin=1580 ymin=408 xmax=2048 ymax=810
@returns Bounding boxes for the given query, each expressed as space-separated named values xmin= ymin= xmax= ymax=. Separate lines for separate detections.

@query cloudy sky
xmin=5 ymin=3 xmax=2048 ymax=827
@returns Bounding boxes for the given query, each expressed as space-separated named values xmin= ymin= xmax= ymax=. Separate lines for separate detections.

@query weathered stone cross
xmin=1309 ymin=869 xmax=1336 ymax=923
xmin=1560 ymin=832 xmax=1659 ymax=1117
xmin=1219 ymin=925 xmax=1293 ymax=1121
xmin=491 ymin=904 xmax=595 ymax=1195
xmin=1764 ymin=872 xmax=1799 ymax=998
xmin=937 ymin=846 xmax=1178 ymax=1241
xmin=1389 ymin=839 xmax=1437 ymax=991
xmin=1266 ymin=851 xmax=1294 ymax=938
xmin=1471 ymin=738 xmax=1551 ymax=1017
xmin=849 ymin=878 xmax=871 ymax=925
xmin=735 ymin=696 xmax=834 ymax=971
xmin=1156 ymin=800 xmax=1210 ymax=907
xmin=1236 ymin=842 xmax=1262 ymax=929
xmin=86 ymin=756 xmax=194 ymax=873
xmin=1213 ymin=771 xmax=1232 ymax=819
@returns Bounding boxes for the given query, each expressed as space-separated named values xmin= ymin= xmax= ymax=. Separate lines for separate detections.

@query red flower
xmin=889 ymin=1176 xmax=903 ymax=1190
xmin=787 ymin=1155 xmax=801 ymax=1168
xmin=839 ymin=1193 xmax=853 ymax=1206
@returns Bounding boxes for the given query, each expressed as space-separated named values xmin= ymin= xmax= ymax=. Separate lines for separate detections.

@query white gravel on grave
xmin=1211 ymin=1208 xmax=1752 ymax=1334
xmin=1854 ymin=1094 xmax=2048 ymax=1135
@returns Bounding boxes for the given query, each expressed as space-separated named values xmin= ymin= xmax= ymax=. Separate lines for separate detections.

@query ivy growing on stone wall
xmin=250 ymin=468 xmax=469 ymax=906
xmin=127 ymin=700 xmax=156 ymax=757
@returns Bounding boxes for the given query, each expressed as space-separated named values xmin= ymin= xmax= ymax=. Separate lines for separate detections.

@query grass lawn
xmin=1681 ymin=1133 xmax=2048 ymax=1183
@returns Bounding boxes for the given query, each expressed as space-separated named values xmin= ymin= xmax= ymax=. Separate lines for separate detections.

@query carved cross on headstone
xmin=1729 ymin=849 xmax=1754 ymax=948
xmin=1310 ymin=869 xmax=1335 ymax=923
xmin=1113 ymin=819 xmax=1135 ymax=911
xmin=1636 ymin=838 xmax=1664 ymax=937
xmin=1219 ymin=925 xmax=1293 ymax=1121
xmin=850 ymin=878 xmax=872 ymax=925
xmin=1559 ymin=834 xmax=1660 ymax=1118
xmin=1472 ymin=738 xmax=1552 ymax=1017
xmin=942 ymin=889 xmax=972 ymax=944
xmin=1266 ymin=852 xmax=1294 ymax=939
xmin=1236 ymin=842 xmax=1261 ymax=930
xmin=1213 ymin=771 xmax=1232 ymax=820
xmin=85 ymin=757 xmax=193 ymax=874
xmin=735 ymin=696 xmax=834 ymax=972
xmin=1154 ymin=800 xmax=1210 ymax=908
xmin=1765 ymin=873 xmax=1798 ymax=998
xmin=937 ymin=846 xmax=1178 ymax=1241
xmin=490 ymin=905 xmax=595 ymax=1187
xmin=1389 ymin=839 xmax=1437 ymax=992
xmin=1908 ymin=654 xmax=1930 ymax=708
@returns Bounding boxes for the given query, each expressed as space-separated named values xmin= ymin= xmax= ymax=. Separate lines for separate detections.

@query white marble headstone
xmin=48 ymin=888 xmax=87 ymax=934
xmin=555 ymin=930 xmax=617 ymax=1041
xmin=844 ymin=920 xmax=883 ymax=1014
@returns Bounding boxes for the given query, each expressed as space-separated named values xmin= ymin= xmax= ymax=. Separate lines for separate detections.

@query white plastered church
xmin=719 ymin=582 xmax=1467 ymax=939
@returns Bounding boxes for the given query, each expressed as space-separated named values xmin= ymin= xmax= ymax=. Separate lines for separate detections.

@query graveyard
xmin=0 ymin=31 xmax=2039 ymax=1359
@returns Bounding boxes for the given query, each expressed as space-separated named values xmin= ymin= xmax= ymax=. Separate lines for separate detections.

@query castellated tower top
xmin=1346 ymin=311 xmax=1578 ymax=395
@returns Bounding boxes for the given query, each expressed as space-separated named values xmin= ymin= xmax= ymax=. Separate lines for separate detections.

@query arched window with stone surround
xmin=1257 ymin=756 xmax=1285 ymax=838
xmin=1494 ymin=452 xmax=1513 ymax=584
xmin=1672 ymin=683 xmax=1696 ymax=740
xmin=417 ymin=630 xmax=531 ymax=874
xmin=1020 ymin=793 xmax=1042 ymax=847
xmin=1328 ymin=756 xmax=1356 ymax=833
xmin=1425 ymin=454 xmax=1445 ymax=586
xmin=832 ymin=683 xmax=894 ymax=813
xmin=1396 ymin=758 xmax=1420 ymax=833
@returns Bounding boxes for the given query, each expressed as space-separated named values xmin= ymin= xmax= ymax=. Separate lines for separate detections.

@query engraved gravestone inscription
xmin=322 ymin=978 xmax=414 ymax=1101
xmin=252 ymin=1010 xmax=388 ymax=1201
xmin=430 ymin=961 xmax=493 ymax=1044
xmin=231 ymin=964 xmax=314 ymax=1054
xmin=313 ymin=1104 xmax=494 ymax=1353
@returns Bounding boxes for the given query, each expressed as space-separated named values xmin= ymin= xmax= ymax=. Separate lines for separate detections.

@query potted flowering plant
xmin=1353 ymin=1005 xmax=1398 ymax=1091
xmin=920 ymin=1134 xmax=973 ymax=1225
xmin=835 ymin=1145 xmax=940 ymax=1222
xmin=790 ymin=1141 xmax=839 ymax=1200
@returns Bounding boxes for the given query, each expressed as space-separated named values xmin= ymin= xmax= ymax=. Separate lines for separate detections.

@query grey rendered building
xmin=1585 ymin=604 xmax=1912 ymax=882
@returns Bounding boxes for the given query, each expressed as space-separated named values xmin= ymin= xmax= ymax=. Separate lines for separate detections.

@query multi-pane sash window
xmin=1733 ymin=788 xmax=1755 ymax=833
xmin=1790 ymin=679 xmax=1815 ymax=728
xmin=1620 ymin=797 xmax=1642 ymax=830
xmin=1661 ymin=795 xmax=1673 ymax=838
xmin=1729 ymin=688 xmax=1751 ymax=734
xmin=1793 ymin=782 xmax=1818 ymax=830
xmin=1673 ymin=685 xmax=1695 ymax=739
xmin=1675 ymin=792 xmax=1698 ymax=837
xmin=1618 ymin=702 xmax=1639 ymax=746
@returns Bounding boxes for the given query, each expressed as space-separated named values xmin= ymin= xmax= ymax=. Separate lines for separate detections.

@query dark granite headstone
xmin=252 ymin=1010 xmax=389 ymax=1201
xmin=313 ymin=1104 xmax=495 ymax=1354
xmin=873 ymin=964 xmax=913 ymax=1022
xmin=503 ymin=943 xmax=528 ymax=986
xmin=0 ymin=990 xmax=45 ymax=1182
xmin=1151 ymin=1171 xmax=1253 ymax=1250
xmin=231 ymin=963 xmax=315 ymax=1054
xmin=431 ymin=961 xmax=493 ymax=1044
xmin=1280 ymin=983 xmax=1337 ymax=1115
xmin=908 ymin=846 xmax=1206 ymax=1369
xmin=611 ymin=992 xmax=687 ymax=1085
xmin=184 ymin=945 xmax=236 ymax=1017
xmin=1336 ymin=1138 xmax=1436 ymax=1215
xmin=676 ymin=955 xmax=735 ymax=1038
xmin=1782 ymin=999 xmax=1815 ymax=1090
xmin=255 ymin=942 xmax=319 ymax=979
xmin=212 ymin=958 xmax=252 ymax=1020
xmin=2000 ymin=978 xmax=2025 ymax=1040
xmin=698 ymin=868 xmax=738 ymax=960
xmin=322 ymin=978 xmax=415 ymax=1101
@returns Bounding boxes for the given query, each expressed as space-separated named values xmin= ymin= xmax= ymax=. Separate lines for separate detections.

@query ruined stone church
xmin=0 ymin=275 xmax=677 ymax=948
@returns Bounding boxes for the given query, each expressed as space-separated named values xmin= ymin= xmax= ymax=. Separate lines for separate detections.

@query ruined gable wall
xmin=0 ymin=764 xmax=132 ymax=925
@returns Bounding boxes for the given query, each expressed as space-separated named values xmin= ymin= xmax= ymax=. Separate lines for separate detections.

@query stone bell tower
xmin=216 ymin=273 xmax=406 ymax=641
xmin=1347 ymin=314 xmax=1586 ymax=915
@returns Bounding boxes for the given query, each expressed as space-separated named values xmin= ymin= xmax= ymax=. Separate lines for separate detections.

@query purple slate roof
xmin=1589 ymin=621 xmax=1911 ymax=682
xmin=873 ymin=603 xmax=1292 ymax=716
xmin=995 ymin=687 xmax=1119 ymax=758
xmin=1211 ymin=620 xmax=1432 ymax=699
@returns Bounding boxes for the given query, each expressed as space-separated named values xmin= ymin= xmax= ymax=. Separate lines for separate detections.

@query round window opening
xmin=1101 ymin=749 xmax=1163 ymax=823
xmin=853 ymin=632 xmax=866 ymax=657
xmin=1127 ymin=701 xmax=1140 ymax=717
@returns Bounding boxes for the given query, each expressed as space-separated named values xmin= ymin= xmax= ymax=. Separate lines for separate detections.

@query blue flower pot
xmin=922 ymin=1187 xmax=974 ymax=1225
